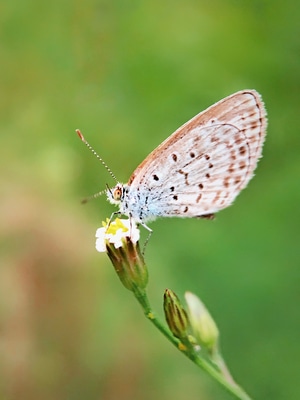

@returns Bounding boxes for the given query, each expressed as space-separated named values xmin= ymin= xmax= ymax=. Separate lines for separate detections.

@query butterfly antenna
xmin=76 ymin=129 xmax=118 ymax=182
xmin=81 ymin=189 xmax=107 ymax=204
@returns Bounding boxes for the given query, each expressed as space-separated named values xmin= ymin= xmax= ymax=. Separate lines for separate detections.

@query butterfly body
xmin=105 ymin=90 xmax=266 ymax=228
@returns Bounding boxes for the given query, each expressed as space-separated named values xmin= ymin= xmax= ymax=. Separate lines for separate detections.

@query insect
xmin=77 ymin=89 xmax=267 ymax=233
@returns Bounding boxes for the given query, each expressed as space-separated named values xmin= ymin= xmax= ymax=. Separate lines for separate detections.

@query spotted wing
xmin=128 ymin=90 xmax=267 ymax=218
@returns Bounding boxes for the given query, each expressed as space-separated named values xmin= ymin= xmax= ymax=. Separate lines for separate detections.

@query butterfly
xmin=77 ymin=89 xmax=267 ymax=233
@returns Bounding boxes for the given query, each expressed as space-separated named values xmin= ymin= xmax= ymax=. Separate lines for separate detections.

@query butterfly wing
xmin=127 ymin=90 xmax=267 ymax=218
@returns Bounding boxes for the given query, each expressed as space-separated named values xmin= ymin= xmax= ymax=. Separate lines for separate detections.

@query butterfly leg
xmin=106 ymin=211 xmax=122 ymax=231
xmin=140 ymin=222 xmax=153 ymax=255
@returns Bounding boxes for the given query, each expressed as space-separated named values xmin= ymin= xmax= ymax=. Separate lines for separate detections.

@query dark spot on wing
xmin=178 ymin=169 xmax=189 ymax=185
xmin=234 ymin=176 xmax=242 ymax=185
xmin=196 ymin=193 xmax=202 ymax=203
xmin=239 ymin=146 xmax=246 ymax=155
xmin=223 ymin=177 xmax=230 ymax=188
xmin=198 ymin=213 xmax=215 ymax=220
xmin=228 ymin=164 xmax=235 ymax=173
xmin=234 ymin=133 xmax=244 ymax=145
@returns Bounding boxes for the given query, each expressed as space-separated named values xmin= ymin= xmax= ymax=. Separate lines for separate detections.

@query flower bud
xmin=164 ymin=289 xmax=189 ymax=339
xmin=185 ymin=292 xmax=219 ymax=352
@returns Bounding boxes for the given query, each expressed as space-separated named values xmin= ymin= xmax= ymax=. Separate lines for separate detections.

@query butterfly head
xmin=106 ymin=183 xmax=125 ymax=205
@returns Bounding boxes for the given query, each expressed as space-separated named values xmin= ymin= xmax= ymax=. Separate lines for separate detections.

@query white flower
xmin=95 ymin=218 xmax=140 ymax=252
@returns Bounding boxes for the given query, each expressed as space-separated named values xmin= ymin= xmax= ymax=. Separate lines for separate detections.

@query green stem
xmin=132 ymin=285 xmax=181 ymax=345
xmin=132 ymin=286 xmax=252 ymax=400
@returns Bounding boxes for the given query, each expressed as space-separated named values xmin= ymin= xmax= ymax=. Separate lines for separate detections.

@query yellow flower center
xmin=102 ymin=218 xmax=129 ymax=235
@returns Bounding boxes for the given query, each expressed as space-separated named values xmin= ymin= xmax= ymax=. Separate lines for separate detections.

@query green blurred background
xmin=1 ymin=1 xmax=299 ymax=399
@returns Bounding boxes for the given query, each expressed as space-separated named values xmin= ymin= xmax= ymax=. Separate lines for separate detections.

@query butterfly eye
xmin=113 ymin=187 xmax=123 ymax=201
